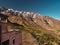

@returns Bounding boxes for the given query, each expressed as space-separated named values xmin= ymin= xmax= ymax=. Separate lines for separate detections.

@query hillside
xmin=0 ymin=7 xmax=60 ymax=45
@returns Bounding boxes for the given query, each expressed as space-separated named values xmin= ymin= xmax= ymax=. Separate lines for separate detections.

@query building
xmin=0 ymin=14 xmax=22 ymax=45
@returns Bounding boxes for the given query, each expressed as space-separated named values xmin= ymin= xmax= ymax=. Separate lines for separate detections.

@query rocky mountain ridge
xmin=0 ymin=7 xmax=60 ymax=45
xmin=0 ymin=7 xmax=60 ymax=30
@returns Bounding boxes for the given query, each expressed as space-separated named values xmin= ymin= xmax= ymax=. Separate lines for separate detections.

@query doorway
xmin=2 ymin=40 xmax=9 ymax=45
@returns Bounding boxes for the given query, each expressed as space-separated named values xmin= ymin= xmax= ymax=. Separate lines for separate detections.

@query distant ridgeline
xmin=0 ymin=6 xmax=40 ymax=16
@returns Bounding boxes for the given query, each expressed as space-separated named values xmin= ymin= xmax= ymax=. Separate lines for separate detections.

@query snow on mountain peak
xmin=0 ymin=7 xmax=41 ymax=18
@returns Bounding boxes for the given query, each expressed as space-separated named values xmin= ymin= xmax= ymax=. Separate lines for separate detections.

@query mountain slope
xmin=7 ymin=12 xmax=60 ymax=30
xmin=0 ymin=7 xmax=60 ymax=45
xmin=0 ymin=7 xmax=60 ymax=30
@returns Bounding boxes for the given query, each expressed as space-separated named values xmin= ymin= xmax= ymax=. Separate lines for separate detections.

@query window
xmin=13 ymin=39 xmax=15 ymax=44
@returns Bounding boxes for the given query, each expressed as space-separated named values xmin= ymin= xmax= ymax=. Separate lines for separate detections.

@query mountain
xmin=0 ymin=7 xmax=60 ymax=45
xmin=1 ymin=7 xmax=60 ymax=30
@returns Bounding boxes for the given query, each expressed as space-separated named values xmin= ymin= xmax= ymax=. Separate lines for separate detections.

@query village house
xmin=0 ymin=14 xmax=22 ymax=45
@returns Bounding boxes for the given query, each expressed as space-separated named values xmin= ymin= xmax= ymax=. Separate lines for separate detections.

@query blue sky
xmin=0 ymin=0 xmax=60 ymax=20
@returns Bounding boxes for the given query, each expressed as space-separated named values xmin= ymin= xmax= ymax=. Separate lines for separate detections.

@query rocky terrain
xmin=0 ymin=7 xmax=60 ymax=45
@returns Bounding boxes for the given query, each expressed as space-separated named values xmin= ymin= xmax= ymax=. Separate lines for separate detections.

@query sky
xmin=0 ymin=0 xmax=60 ymax=20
